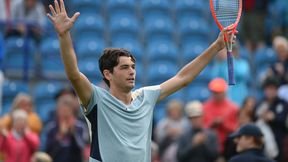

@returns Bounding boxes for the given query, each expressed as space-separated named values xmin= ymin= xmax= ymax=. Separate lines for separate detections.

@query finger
xmin=223 ymin=26 xmax=233 ymax=32
xmin=47 ymin=13 xmax=55 ymax=22
xmin=54 ymin=0 xmax=61 ymax=13
xmin=49 ymin=5 xmax=57 ymax=16
xmin=71 ymin=12 xmax=80 ymax=23
xmin=60 ymin=0 xmax=66 ymax=13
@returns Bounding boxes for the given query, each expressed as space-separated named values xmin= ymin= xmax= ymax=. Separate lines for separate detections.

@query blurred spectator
xmin=8 ymin=0 xmax=46 ymax=42
xmin=47 ymin=87 xmax=83 ymax=123
xmin=0 ymin=0 xmax=21 ymax=22
xmin=241 ymin=0 xmax=270 ymax=52
xmin=155 ymin=99 xmax=189 ymax=162
xmin=238 ymin=107 xmax=253 ymax=127
xmin=255 ymin=103 xmax=279 ymax=159
xmin=0 ymin=32 xmax=4 ymax=113
xmin=266 ymin=36 xmax=288 ymax=85
xmin=203 ymin=78 xmax=239 ymax=153
xmin=256 ymin=77 xmax=288 ymax=162
xmin=0 ymin=109 xmax=40 ymax=162
xmin=241 ymin=96 xmax=257 ymax=120
xmin=223 ymin=96 xmax=257 ymax=161
xmin=44 ymin=96 xmax=89 ymax=162
xmin=228 ymin=124 xmax=275 ymax=162
xmin=31 ymin=152 xmax=52 ymax=162
xmin=0 ymin=92 xmax=43 ymax=135
xmin=212 ymin=44 xmax=250 ymax=106
xmin=54 ymin=87 xmax=82 ymax=119
xmin=237 ymin=96 xmax=279 ymax=159
xmin=151 ymin=141 xmax=160 ymax=162
xmin=177 ymin=101 xmax=219 ymax=162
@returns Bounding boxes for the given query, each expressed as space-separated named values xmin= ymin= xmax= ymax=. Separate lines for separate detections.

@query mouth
xmin=127 ymin=78 xmax=135 ymax=83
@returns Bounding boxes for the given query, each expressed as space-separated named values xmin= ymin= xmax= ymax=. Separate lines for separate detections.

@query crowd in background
xmin=0 ymin=0 xmax=287 ymax=162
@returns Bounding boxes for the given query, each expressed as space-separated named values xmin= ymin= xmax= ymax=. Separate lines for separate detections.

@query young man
xmin=228 ymin=124 xmax=275 ymax=162
xmin=47 ymin=0 xmax=236 ymax=161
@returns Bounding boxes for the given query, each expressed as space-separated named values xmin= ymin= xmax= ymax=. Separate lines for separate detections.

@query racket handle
xmin=227 ymin=51 xmax=236 ymax=85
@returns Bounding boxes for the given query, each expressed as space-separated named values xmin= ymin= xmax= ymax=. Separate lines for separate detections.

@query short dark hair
xmin=262 ymin=76 xmax=280 ymax=89
xmin=99 ymin=48 xmax=136 ymax=87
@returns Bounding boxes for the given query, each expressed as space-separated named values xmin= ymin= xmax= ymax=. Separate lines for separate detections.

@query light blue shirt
xmin=83 ymin=84 xmax=161 ymax=162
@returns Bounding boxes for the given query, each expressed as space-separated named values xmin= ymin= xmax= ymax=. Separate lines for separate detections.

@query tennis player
xmin=47 ymin=0 xmax=236 ymax=161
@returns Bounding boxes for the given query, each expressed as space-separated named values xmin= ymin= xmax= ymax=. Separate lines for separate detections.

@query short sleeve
xmin=81 ymin=84 xmax=99 ymax=115
xmin=142 ymin=85 xmax=161 ymax=105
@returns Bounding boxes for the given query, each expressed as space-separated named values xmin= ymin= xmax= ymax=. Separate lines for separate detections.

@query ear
xmin=103 ymin=69 xmax=111 ymax=81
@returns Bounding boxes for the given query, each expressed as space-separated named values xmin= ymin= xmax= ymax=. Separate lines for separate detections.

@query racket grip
xmin=227 ymin=51 xmax=236 ymax=85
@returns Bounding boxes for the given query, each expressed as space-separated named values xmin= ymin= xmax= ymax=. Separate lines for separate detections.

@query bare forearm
xmin=58 ymin=32 xmax=80 ymax=80
xmin=177 ymin=42 xmax=222 ymax=86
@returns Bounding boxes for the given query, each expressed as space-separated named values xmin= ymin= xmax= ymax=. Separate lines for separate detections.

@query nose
xmin=129 ymin=67 xmax=135 ymax=75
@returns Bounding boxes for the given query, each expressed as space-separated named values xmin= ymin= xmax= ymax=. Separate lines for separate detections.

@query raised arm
xmin=47 ymin=0 xmax=92 ymax=106
xmin=159 ymin=28 xmax=235 ymax=100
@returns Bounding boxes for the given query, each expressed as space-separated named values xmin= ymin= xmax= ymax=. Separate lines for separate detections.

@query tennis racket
xmin=210 ymin=0 xmax=242 ymax=85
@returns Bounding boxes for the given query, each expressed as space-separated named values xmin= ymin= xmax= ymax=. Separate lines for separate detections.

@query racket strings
xmin=212 ymin=0 xmax=240 ymax=28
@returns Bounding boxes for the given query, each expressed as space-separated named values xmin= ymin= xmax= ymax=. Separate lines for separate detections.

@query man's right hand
xmin=47 ymin=0 xmax=80 ymax=36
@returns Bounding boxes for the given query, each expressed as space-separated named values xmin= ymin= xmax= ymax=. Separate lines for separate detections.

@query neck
xmin=110 ymin=87 xmax=132 ymax=105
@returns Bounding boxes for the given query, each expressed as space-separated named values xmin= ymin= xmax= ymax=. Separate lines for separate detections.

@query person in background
xmin=44 ymin=96 xmax=89 ymax=162
xmin=256 ymin=77 xmax=288 ymax=162
xmin=240 ymin=96 xmax=257 ymax=120
xmin=9 ymin=0 xmax=46 ymax=42
xmin=0 ymin=0 xmax=21 ymax=22
xmin=151 ymin=141 xmax=160 ymax=162
xmin=0 ymin=92 xmax=43 ymax=135
xmin=266 ymin=36 xmax=288 ymax=85
xmin=47 ymin=87 xmax=83 ymax=123
xmin=240 ymin=0 xmax=270 ymax=52
xmin=155 ymin=99 xmax=189 ymax=162
xmin=0 ymin=109 xmax=40 ymax=162
xmin=177 ymin=100 xmax=219 ymax=162
xmin=228 ymin=124 xmax=275 ymax=162
xmin=31 ymin=152 xmax=53 ymax=162
xmin=212 ymin=43 xmax=250 ymax=106
xmin=223 ymin=96 xmax=257 ymax=161
xmin=0 ymin=32 xmax=4 ymax=114
xmin=203 ymin=78 xmax=239 ymax=153
xmin=265 ymin=36 xmax=288 ymax=103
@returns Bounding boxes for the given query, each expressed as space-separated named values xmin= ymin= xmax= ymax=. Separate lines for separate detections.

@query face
xmin=245 ymin=97 xmax=256 ymax=110
xmin=212 ymin=91 xmax=226 ymax=102
xmin=58 ymin=93 xmax=79 ymax=113
xmin=17 ymin=98 xmax=33 ymax=112
xmin=168 ymin=107 xmax=182 ymax=120
xmin=235 ymin=135 xmax=253 ymax=152
xmin=190 ymin=116 xmax=203 ymax=129
xmin=57 ymin=103 xmax=74 ymax=122
xmin=13 ymin=117 xmax=27 ymax=133
xmin=275 ymin=44 xmax=288 ymax=61
xmin=264 ymin=85 xmax=278 ymax=100
xmin=106 ymin=56 xmax=136 ymax=91
xmin=25 ymin=0 xmax=36 ymax=9
xmin=238 ymin=111 xmax=252 ymax=126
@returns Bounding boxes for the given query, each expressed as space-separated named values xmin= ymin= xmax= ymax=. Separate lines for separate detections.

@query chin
xmin=128 ymin=84 xmax=135 ymax=89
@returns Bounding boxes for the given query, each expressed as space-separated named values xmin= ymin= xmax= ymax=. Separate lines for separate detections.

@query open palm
xmin=47 ymin=0 xmax=80 ymax=35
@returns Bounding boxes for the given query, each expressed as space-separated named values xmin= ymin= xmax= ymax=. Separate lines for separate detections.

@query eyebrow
xmin=119 ymin=64 xmax=135 ymax=68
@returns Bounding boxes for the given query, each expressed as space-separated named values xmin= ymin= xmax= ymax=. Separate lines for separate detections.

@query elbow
xmin=175 ymin=74 xmax=194 ymax=88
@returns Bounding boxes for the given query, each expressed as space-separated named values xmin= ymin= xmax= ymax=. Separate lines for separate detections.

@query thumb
xmin=71 ymin=12 xmax=80 ymax=23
